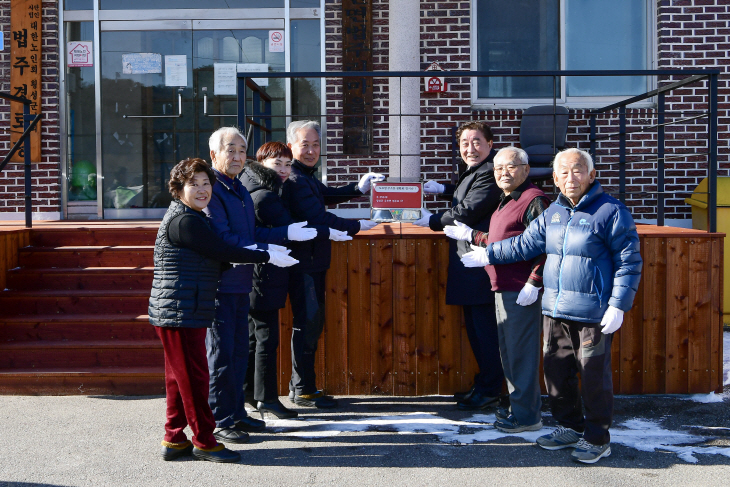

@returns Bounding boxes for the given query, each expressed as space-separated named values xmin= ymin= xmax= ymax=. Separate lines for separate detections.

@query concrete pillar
xmin=388 ymin=0 xmax=421 ymax=181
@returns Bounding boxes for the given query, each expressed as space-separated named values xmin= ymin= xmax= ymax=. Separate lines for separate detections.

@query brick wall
xmin=0 ymin=0 xmax=60 ymax=215
xmin=321 ymin=0 xmax=730 ymax=222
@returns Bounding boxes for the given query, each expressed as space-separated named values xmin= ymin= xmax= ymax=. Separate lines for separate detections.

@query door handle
xmin=123 ymin=91 xmax=183 ymax=119
xmin=203 ymin=94 xmax=237 ymax=118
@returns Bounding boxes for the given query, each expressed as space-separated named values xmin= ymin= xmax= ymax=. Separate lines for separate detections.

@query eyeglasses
xmin=493 ymin=164 xmax=527 ymax=174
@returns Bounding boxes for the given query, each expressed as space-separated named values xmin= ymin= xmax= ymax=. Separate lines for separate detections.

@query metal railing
xmin=237 ymin=69 xmax=720 ymax=232
xmin=0 ymin=92 xmax=42 ymax=228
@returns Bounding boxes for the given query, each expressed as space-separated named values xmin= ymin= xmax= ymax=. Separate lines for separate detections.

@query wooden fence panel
xmin=620 ymin=237 xmax=644 ymax=394
xmin=278 ymin=298 xmax=294 ymax=396
xmin=437 ymin=240 xmax=461 ymax=395
xmin=324 ymin=242 xmax=349 ymax=394
xmin=688 ymin=238 xmax=712 ymax=393
xmin=710 ymin=237 xmax=723 ymax=392
xmin=666 ymin=238 xmax=690 ymax=394
xmin=415 ymin=239 xmax=439 ymax=395
xmin=371 ymin=239 xmax=393 ymax=394
xmin=347 ymin=240 xmax=372 ymax=394
xmin=393 ymin=239 xmax=416 ymax=395
xmin=642 ymin=237 xmax=667 ymax=394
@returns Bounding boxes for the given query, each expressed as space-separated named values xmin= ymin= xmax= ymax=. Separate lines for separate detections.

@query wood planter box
xmin=278 ymin=224 xmax=725 ymax=396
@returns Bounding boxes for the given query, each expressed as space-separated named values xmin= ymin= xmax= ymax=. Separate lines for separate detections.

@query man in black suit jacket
xmin=285 ymin=120 xmax=383 ymax=408
xmin=413 ymin=121 xmax=504 ymax=410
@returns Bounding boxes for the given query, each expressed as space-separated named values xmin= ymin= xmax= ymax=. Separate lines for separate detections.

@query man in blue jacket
xmin=463 ymin=148 xmax=642 ymax=464
xmin=204 ymin=127 xmax=317 ymax=443
xmin=285 ymin=120 xmax=382 ymax=408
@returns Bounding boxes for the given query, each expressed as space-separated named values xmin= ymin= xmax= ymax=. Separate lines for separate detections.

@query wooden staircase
xmin=0 ymin=225 xmax=165 ymax=395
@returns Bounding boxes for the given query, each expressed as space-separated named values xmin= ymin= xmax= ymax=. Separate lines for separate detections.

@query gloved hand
xmin=357 ymin=172 xmax=385 ymax=193
xmin=288 ymin=221 xmax=317 ymax=241
xmin=516 ymin=282 xmax=541 ymax=306
xmin=329 ymin=228 xmax=353 ymax=241
xmin=423 ymin=180 xmax=445 ymax=194
xmin=461 ymin=244 xmax=490 ymax=267
xmin=267 ymin=249 xmax=299 ymax=267
xmin=245 ymin=244 xmax=260 ymax=251
xmin=267 ymin=243 xmax=291 ymax=255
xmin=600 ymin=306 xmax=624 ymax=334
xmin=443 ymin=220 xmax=473 ymax=241
xmin=411 ymin=208 xmax=433 ymax=227
xmin=359 ymin=219 xmax=379 ymax=231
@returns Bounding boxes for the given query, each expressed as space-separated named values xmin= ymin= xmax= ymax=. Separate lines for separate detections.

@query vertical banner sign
xmin=10 ymin=0 xmax=42 ymax=162
xmin=342 ymin=0 xmax=372 ymax=155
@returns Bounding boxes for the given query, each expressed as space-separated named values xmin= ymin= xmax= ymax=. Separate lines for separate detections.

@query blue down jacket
xmin=486 ymin=181 xmax=642 ymax=323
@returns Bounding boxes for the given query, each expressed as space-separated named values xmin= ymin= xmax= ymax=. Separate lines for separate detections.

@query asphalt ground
xmin=1 ymin=387 xmax=728 ymax=487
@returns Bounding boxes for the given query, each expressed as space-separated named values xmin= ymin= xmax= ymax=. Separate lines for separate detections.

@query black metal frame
xmin=0 ymin=92 xmax=42 ymax=228
xmin=237 ymin=69 xmax=720 ymax=232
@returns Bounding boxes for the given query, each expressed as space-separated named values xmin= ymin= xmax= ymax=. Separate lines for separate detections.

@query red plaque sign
xmin=371 ymin=182 xmax=423 ymax=209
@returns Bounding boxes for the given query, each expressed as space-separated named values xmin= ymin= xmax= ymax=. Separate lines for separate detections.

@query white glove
xmin=423 ymin=180 xmax=445 ymax=194
xmin=329 ymin=228 xmax=353 ymax=241
xmin=245 ymin=244 xmax=262 ymax=251
xmin=600 ymin=306 xmax=624 ymax=334
xmin=266 ymin=249 xmax=299 ymax=268
xmin=359 ymin=219 xmax=379 ymax=231
xmin=287 ymin=221 xmax=317 ymax=241
xmin=461 ymin=244 xmax=490 ymax=267
xmin=443 ymin=220 xmax=473 ymax=241
xmin=266 ymin=243 xmax=291 ymax=255
xmin=412 ymin=208 xmax=433 ymax=227
xmin=357 ymin=172 xmax=385 ymax=193
xmin=516 ymin=282 xmax=541 ymax=306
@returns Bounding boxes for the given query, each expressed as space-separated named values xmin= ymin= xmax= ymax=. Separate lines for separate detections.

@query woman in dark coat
xmin=413 ymin=121 xmax=505 ymax=410
xmin=149 ymin=157 xmax=297 ymax=462
xmin=240 ymin=142 xmax=349 ymax=419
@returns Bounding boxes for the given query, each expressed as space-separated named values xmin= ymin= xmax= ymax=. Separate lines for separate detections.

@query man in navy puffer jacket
xmin=463 ymin=148 xmax=642 ymax=464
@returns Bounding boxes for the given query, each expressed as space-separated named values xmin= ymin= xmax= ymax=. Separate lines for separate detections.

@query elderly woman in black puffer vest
xmin=149 ymin=157 xmax=297 ymax=463
xmin=240 ymin=142 xmax=351 ymax=419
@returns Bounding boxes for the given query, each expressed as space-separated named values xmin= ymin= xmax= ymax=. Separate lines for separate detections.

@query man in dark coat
xmin=414 ymin=121 xmax=504 ymax=410
xmin=204 ymin=127 xmax=317 ymax=443
xmin=285 ymin=120 xmax=383 ymax=408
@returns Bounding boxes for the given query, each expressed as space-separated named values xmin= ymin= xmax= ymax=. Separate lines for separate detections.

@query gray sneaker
xmin=536 ymin=425 xmax=582 ymax=450
xmin=571 ymin=438 xmax=611 ymax=464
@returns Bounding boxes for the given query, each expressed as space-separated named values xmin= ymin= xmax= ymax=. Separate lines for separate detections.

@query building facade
xmin=0 ymin=0 xmax=727 ymax=224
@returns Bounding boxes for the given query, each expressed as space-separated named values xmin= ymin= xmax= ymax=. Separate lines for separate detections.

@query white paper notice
xmin=165 ymin=55 xmax=188 ymax=87
xmin=122 ymin=53 xmax=162 ymax=74
xmin=237 ymin=63 xmax=269 ymax=87
xmin=214 ymin=63 xmax=237 ymax=95
xmin=67 ymin=41 xmax=93 ymax=67
xmin=269 ymin=30 xmax=284 ymax=52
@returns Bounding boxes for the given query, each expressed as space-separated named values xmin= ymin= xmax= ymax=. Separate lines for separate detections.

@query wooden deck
xmin=0 ymin=220 xmax=724 ymax=395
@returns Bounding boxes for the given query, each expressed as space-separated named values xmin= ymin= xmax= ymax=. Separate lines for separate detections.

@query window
xmin=473 ymin=0 xmax=654 ymax=105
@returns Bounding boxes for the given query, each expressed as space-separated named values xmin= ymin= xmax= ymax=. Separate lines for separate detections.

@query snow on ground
xmin=265 ymin=410 xmax=730 ymax=463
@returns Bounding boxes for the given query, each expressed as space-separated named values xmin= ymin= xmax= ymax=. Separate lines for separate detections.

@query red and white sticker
xmin=269 ymin=30 xmax=284 ymax=52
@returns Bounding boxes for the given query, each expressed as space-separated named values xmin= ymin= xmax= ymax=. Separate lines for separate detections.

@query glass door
xmin=99 ymin=20 xmax=284 ymax=218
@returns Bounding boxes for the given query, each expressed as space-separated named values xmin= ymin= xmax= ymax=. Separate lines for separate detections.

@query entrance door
xmin=99 ymin=20 xmax=284 ymax=218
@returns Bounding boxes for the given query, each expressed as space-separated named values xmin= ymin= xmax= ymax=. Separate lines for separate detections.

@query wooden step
xmin=0 ymin=340 xmax=163 ymax=369
xmin=0 ymin=367 xmax=165 ymax=395
xmin=0 ymin=314 xmax=154 ymax=342
xmin=6 ymin=267 xmax=153 ymax=291
xmin=19 ymin=246 xmax=154 ymax=268
xmin=30 ymin=228 xmax=158 ymax=247
xmin=0 ymin=290 xmax=149 ymax=315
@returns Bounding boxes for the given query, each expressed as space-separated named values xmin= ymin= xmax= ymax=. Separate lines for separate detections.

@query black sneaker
xmin=213 ymin=425 xmax=250 ymax=444
xmin=456 ymin=392 xmax=499 ymax=411
xmin=235 ymin=416 xmax=266 ymax=432
xmin=495 ymin=407 xmax=511 ymax=422
xmin=258 ymin=399 xmax=299 ymax=419
xmin=292 ymin=390 xmax=338 ymax=408
xmin=160 ymin=440 xmax=193 ymax=461
xmin=192 ymin=444 xmax=241 ymax=463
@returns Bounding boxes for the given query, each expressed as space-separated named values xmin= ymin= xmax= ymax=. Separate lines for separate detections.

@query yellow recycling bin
xmin=685 ymin=177 xmax=730 ymax=326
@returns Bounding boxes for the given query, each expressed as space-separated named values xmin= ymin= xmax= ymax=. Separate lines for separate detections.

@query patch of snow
xmin=265 ymin=412 xmax=730 ymax=463
xmin=682 ymin=392 xmax=725 ymax=403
